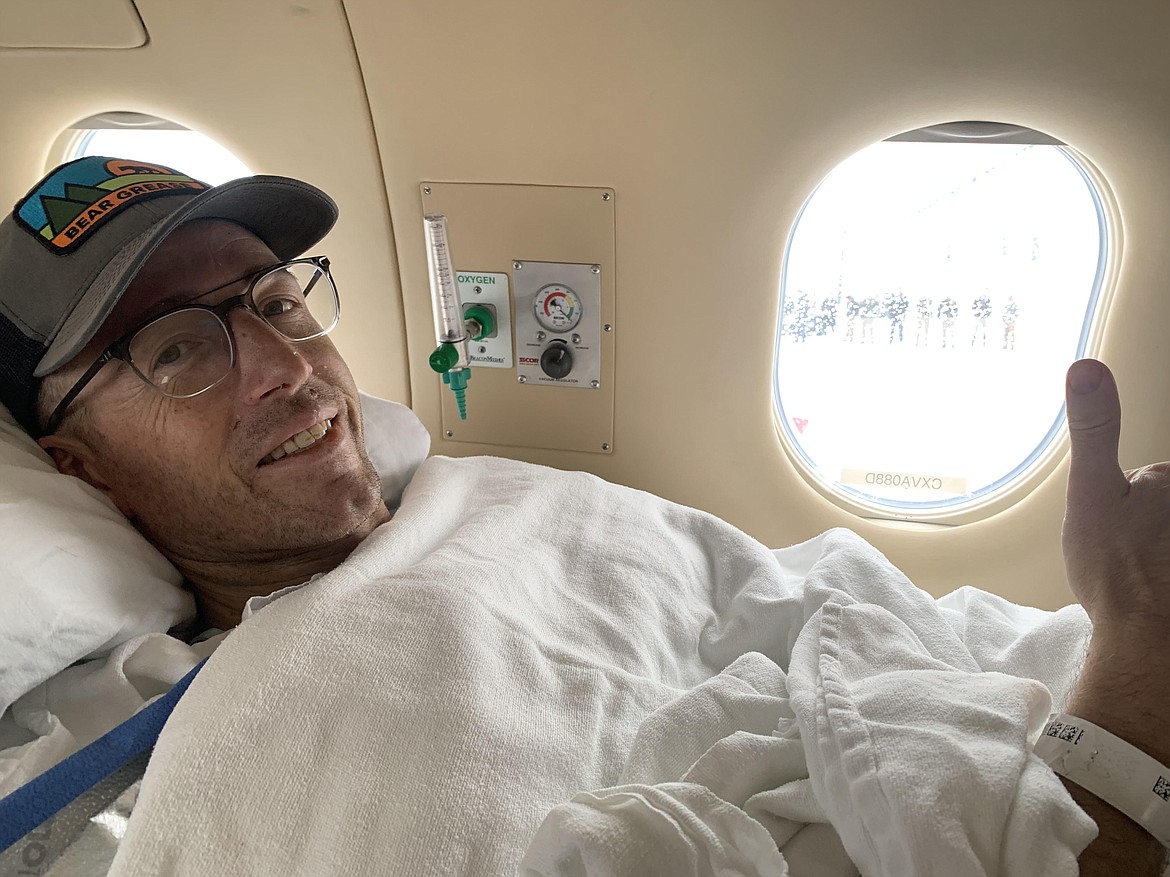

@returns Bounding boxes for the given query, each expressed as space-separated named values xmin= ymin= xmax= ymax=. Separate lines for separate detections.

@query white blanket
xmin=108 ymin=456 xmax=1097 ymax=876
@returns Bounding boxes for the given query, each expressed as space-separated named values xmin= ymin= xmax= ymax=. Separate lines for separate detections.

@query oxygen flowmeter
xmin=423 ymin=214 xmax=494 ymax=419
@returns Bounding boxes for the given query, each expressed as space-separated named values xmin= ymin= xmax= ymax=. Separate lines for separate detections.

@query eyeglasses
xmin=44 ymin=256 xmax=339 ymax=435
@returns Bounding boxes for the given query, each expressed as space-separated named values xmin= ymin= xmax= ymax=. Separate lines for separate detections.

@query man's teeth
xmin=262 ymin=419 xmax=332 ymax=464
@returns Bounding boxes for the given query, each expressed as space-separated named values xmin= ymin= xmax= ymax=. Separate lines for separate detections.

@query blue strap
xmin=0 ymin=658 xmax=206 ymax=853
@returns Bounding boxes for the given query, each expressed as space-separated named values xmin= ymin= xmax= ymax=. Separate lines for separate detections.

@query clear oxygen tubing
xmin=423 ymin=213 xmax=470 ymax=368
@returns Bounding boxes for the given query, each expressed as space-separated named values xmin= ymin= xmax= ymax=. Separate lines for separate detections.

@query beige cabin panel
xmin=0 ymin=0 xmax=146 ymax=49
xmin=345 ymin=0 xmax=1170 ymax=609
xmin=420 ymin=183 xmax=616 ymax=453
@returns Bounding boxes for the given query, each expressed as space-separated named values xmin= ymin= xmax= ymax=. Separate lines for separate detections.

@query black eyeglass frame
xmin=43 ymin=255 xmax=336 ymax=436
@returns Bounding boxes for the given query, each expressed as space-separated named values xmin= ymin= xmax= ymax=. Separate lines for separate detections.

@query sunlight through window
xmin=69 ymin=115 xmax=251 ymax=185
xmin=774 ymin=124 xmax=1108 ymax=517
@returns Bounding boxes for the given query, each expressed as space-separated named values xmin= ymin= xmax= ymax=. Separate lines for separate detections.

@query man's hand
xmin=1063 ymin=358 xmax=1170 ymax=646
xmin=1062 ymin=358 xmax=1170 ymax=874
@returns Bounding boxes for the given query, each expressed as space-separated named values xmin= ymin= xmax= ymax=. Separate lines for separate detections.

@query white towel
xmin=108 ymin=456 xmax=1096 ymax=876
xmin=525 ymin=534 xmax=1096 ymax=876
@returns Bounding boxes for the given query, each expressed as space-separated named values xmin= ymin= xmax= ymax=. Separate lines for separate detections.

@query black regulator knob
xmin=540 ymin=341 xmax=574 ymax=379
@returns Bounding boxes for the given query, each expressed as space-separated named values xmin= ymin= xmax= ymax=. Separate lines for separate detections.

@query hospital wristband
xmin=1034 ymin=713 xmax=1170 ymax=849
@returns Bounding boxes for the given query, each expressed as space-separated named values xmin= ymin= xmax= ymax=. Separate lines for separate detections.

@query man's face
xmin=43 ymin=219 xmax=385 ymax=564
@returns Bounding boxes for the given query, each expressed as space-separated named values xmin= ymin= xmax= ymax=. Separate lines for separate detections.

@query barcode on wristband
xmin=1047 ymin=720 xmax=1085 ymax=744
xmin=1154 ymin=777 xmax=1170 ymax=801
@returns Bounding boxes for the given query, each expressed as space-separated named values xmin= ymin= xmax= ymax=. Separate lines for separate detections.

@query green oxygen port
xmin=463 ymin=305 xmax=496 ymax=341
xmin=429 ymin=343 xmax=460 ymax=373
xmin=443 ymin=368 xmax=471 ymax=420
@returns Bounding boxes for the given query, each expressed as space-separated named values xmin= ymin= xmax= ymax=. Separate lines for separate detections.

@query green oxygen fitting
xmin=428 ymin=307 xmax=494 ymax=421
xmin=464 ymin=305 xmax=495 ymax=341
xmin=428 ymin=343 xmax=472 ymax=420
xmin=428 ymin=343 xmax=460 ymax=373
xmin=442 ymin=368 xmax=471 ymax=420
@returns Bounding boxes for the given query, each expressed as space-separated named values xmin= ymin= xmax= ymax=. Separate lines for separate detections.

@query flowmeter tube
xmin=424 ymin=214 xmax=467 ymax=352
xmin=424 ymin=213 xmax=475 ymax=419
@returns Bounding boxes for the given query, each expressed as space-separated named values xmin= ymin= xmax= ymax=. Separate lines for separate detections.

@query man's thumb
xmin=1066 ymin=358 xmax=1126 ymax=501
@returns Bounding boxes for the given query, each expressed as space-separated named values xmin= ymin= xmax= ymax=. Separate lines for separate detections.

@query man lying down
xmin=1 ymin=159 xmax=1165 ymax=877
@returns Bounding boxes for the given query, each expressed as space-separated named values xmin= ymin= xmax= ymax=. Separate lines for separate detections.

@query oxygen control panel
xmin=513 ymin=261 xmax=602 ymax=389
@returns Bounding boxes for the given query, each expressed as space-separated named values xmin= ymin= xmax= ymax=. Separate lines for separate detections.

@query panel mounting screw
xmin=473 ymin=285 xmax=482 ymax=293
xmin=423 ymin=186 xmax=432 ymax=194
xmin=603 ymin=323 xmax=613 ymax=332
xmin=591 ymin=265 xmax=600 ymax=274
xmin=591 ymin=380 xmax=600 ymax=388
xmin=601 ymin=442 xmax=611 ymax=451
xmin=478 ymin=345 xmax=487 ymax=354
xmin=518 ymin=375 xmax=528 ymax=384
xmin=601 ymin=192 xmax=611 ymax=201
xmin=513 ymin=261 xmax=523 ymax=270
xmin=445 ymin=430 xmax=453 ymax=438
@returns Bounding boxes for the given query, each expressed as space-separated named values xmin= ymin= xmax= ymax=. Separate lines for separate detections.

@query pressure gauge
xmin=534 ymin=284 xmax=582 ymax=332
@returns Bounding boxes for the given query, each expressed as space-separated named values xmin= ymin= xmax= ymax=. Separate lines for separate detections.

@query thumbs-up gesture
xmin=1062 ymin=358 xmax=1170 ymax=643
xmin=1061 ymin=359 xmax=1170 ymax=873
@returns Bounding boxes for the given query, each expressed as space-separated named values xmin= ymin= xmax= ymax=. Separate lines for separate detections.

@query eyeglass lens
xmin=126 ymin=262 xmax=338 ymax=398
xmin=252 ymin=262 xmax=337 ymax=341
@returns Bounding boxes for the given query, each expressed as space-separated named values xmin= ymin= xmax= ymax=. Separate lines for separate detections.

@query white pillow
xmin=360 ymin=390 xmax=433 ymax=512
xmin=0 ymin=392 xmax=430 ymax=717
xmin=0 ymin=405 xmax=192 ymax=717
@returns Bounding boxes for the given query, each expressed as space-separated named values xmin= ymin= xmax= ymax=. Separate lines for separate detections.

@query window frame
xmin=47 ymin=111 xmax=251 ymax=185
xmin=771 ymin=128 xmax=1120 ymax=525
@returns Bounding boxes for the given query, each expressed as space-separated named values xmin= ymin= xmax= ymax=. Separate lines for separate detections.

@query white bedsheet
xmin=0 ymin=632 xmax=219 ymax=797
xmin=107 ymin=456 xmax=1097 ymax=876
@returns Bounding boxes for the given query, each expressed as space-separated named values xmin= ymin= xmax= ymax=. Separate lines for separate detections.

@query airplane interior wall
xmin=3 ymin=0 xmax=1169 ymax=609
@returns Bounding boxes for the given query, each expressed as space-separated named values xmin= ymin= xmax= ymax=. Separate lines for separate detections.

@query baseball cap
xmin=0 ymin=156 xmax=338 ymax=435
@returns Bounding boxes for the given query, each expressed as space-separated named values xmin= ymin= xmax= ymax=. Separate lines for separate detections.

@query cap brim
xmin=34 ymin=175 xmax=337 ymax=377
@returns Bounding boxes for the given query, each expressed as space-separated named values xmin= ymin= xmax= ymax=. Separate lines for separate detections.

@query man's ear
xmin=37 ymin=433 xmax=136 ymax=519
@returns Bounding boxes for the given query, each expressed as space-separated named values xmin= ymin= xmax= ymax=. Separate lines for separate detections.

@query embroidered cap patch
xmin=15 ymin=157 xmax=210 ymax=255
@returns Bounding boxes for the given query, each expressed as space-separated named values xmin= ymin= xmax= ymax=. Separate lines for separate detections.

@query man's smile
xmin=260 ymin=417 xmax=334 ymax=465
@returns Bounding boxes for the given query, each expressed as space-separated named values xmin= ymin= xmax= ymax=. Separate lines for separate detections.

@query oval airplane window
xmin=774 ymin=122 xmax=1110 ymax=520
xmin=63 ymin=112 xmax=252 ymax=185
